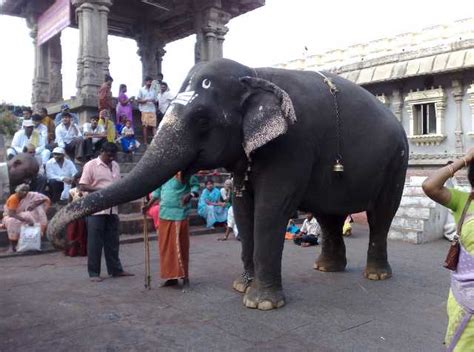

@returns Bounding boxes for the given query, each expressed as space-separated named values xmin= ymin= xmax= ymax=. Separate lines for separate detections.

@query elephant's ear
xmin=239 ymin=76 xmax=296 ymax=157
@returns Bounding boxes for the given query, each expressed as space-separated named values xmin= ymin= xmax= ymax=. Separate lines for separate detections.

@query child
xmin=285 ymin=219 xmax=300 ymax=240
xmin=120 ymin=119 xmax=140 ymax=154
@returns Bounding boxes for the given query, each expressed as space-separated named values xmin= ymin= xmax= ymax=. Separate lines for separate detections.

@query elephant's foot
xmin=242 ymin=285 xmax=285 ymax=311
xmin=363 ymin=261 xmax=392 ymax=280
xmin=313 ymin=254 xmax=347 ymax=272
xmin=232 ymin=271 xmax=253 ymax=293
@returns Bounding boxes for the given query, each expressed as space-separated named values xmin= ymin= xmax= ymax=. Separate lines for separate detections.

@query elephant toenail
xmin=257 ymin=301 xmax=274 ymax=311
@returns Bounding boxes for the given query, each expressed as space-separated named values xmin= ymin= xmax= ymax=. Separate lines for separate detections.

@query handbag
xmin=17 ymin=224 xmax=42 ymax=253
xmin=443 ymin=194 xmax=471 ymax=270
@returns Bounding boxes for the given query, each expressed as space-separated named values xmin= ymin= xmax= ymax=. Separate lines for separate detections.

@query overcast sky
xmin=0 ymin=0 xmax=472 ymax=106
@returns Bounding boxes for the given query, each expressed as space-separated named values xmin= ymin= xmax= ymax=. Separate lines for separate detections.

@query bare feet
xmin=182 ymin=278 xmax=190 ymax=292
xmin=217 ymin=237 xmax=228 ymax=241
xmin=90 ymin=277 xmax=103 ymax=282
xmin=159 ymin=279 xmax=178 ymax=287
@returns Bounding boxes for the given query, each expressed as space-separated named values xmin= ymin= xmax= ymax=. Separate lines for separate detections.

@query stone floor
xmin=0 ymin=224 xmax=450 ymax=352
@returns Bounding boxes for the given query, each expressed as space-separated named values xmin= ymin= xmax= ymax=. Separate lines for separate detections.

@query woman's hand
xmin=464 ymin=147 xmax=474 ymax=164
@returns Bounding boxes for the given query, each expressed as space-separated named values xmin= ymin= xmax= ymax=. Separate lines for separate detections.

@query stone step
xmin=399 ymin=196 xmax=437 ymax=208
xmin=391 ymin=217 xmax=425 ymax=232
xmin=388 ymin=229 xmax=424 ymax=244
xmin=394 ymin=206 xmax=431 ymax=220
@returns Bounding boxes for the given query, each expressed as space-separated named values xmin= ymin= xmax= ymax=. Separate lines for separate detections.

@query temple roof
xmin=276 ymin=18 xmax=474 ymax=86
xmin=0 ymin=0 xmax=264 ymax=42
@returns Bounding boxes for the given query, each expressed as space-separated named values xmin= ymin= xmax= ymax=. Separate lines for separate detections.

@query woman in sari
xmin=198 ymin=180 xmax=228 ymax=228
xmin=422 ymin=149 xmax=474 ymax=351
xmin=2 ymin=183 xmax=51 ymax=253
xmin=143 ymin=172 xmax=199 ymax=289
xmin=116 ymin=84 xmax=134 ymax=124
xmin=98 ymin=109 xmax=116 ymax=143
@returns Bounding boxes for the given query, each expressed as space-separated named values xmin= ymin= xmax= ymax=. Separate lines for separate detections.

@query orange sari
xmin=158 ymin=219 xmax=189 ymax=279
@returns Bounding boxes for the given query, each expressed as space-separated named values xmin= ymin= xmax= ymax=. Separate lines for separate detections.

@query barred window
xmin=414 ymin=103 xmax=436 ymax=135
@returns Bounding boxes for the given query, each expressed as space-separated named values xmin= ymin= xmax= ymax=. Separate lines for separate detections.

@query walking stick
xmin=143 ymin=198 xmax=151 ymax=289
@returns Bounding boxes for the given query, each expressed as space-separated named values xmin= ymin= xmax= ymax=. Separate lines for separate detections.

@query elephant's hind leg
xmin=314 ymin=214 xmax=347 ymax=272
xmin=364 ymin=162 xmax=405 ymax=280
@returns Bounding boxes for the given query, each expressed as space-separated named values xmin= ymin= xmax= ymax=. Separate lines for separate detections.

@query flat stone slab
xmin=0 ymin=224 xmax=450 ymax=351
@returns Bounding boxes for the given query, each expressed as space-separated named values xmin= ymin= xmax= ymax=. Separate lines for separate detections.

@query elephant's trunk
xmin=47 ymin=111 xmax=194 ymax=248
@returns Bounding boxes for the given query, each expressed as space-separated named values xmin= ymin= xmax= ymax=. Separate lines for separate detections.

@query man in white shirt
xmin=7 ymin=119 xmax=51 ymax=166
xmin=54 ymin=104 xmax=80 ymax=126
xmin=157 ymin=82 xmax=174 ymax=124
xmin=55 ymin=112 xmax=84 ymax=161
xmin=46 ymin=147 xmax=78 ymax=203
xmin=294 ymin=213 xmax=321 ymax=247
xmin=82 ymin=115 xmax=106 ymax=160
xmin=137 ymin=76 xmax=157 ymax=146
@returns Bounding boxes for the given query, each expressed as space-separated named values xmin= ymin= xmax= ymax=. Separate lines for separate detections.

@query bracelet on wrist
xmin=447 ymin=164 xmax=455 ymax=178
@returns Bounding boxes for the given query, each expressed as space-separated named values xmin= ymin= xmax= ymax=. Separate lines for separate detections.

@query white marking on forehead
xmin=171 ymin=91 xmax=195 ymax=106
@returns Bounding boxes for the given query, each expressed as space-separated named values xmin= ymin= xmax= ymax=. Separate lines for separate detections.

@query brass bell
xmin=333 ymin=159 xmax=344 ymax=173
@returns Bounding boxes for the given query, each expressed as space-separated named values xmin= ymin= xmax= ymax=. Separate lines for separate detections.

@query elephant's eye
xmin=202 ymin=79 xmax=211 ymax=89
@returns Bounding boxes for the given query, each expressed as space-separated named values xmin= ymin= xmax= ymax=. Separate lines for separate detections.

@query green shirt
xmin=446 ymin=188 xmax=474 ymax=253
xmin=151 ymin=175 xmax=199 ymax=221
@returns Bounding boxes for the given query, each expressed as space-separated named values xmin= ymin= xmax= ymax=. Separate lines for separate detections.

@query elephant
xmin=47 ymin=58 xmax=408 ymax=311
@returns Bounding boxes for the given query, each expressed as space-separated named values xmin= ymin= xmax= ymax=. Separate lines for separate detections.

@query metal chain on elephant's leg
xmin=233 ymin=270 xmax=254 ymax=293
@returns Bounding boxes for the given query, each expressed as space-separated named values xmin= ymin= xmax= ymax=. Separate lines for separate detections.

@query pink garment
xmin=79 ymin=157 xmax=121 ymax=215
xmin=147 ymin=203 xmax=160 ymax=230
xmin=116 ymin=92 xmax=133 ymax=123
xmin=2 ymin=192 xmax=50 ymax=240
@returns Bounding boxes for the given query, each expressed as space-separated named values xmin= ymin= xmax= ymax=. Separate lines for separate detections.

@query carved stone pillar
xmin=195 ymin=6 xmax=231 ymax=62
xmin=391 ymin=89 xmax=403 ymax=122
xmin=468 ymin=84 xmax=474 ymax=132
xmin=72 ymin=0 xmax=112 ymax=102
xmin=452 ymin=79 xmax=464 ymax=154
xmin=135 ymin=25 xmax=167 ymax=82
xmin=48 ymin=33 xmax=63 ymax=103
xmin=27 ymin=17 xmax=50 ymax=111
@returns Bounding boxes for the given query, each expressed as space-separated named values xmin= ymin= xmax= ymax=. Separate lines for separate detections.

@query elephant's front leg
xmin=232 ymin=190 xmax=255 ymax=293
xmin=314 ymin=214 xmax=347 ymax=272
xmin=243 ymin=204 xmax=288 ymax=310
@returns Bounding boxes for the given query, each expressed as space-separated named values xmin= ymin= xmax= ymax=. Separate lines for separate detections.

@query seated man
xmin=54 ymin=104 xmax=79 ymax=126
xmin=32 ymin=113 xmax=49 ymax=145
xmin=39 ymin=107 xmax=56 ymax=145
xmin=55 ymin=112 xmax=84 ymax=161
xmin=45 ymin=147 xmax=77 ymax=203
xmin=294 ymin=212 xmax=321 ymax=247
xmin=7 ymin=119 xmax=51 ymax=167
xmin=82 ymin=115 xmax=106 ymax=160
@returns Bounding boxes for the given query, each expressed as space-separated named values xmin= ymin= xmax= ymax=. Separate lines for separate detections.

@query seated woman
xmin=2 ymin=183 xmax=51 ymax=253
xmin=198 ymin=180 xmax=228 ymax=228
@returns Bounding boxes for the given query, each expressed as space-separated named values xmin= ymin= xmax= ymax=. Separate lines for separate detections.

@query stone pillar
xmin=27 ymin=17 xmax=50 ymax=111
xmin=48 ymin=33 xmax=63 ymax=103
xmin=452 ymin=79 xmax=464 ymax=154
xmin=135 ymin=26 xmax=167 ymax=82
xmin=72 ymin=0 xmax=112 ymax=103
xmin=391 ymin=89 xmax=403 ymax=122
xmin=195 ymin=6 xmax=231 ymax=62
